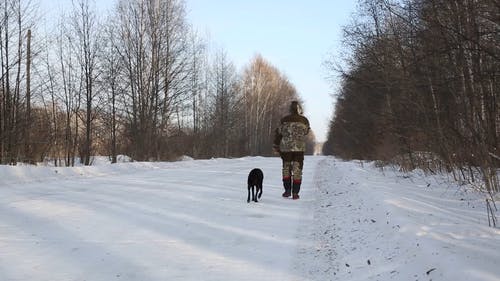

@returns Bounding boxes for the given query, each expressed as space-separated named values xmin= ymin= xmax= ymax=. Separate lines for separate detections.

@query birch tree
xmin=241 ymin=55 xmax=301 ymax=156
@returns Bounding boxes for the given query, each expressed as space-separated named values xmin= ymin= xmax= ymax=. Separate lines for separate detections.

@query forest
xmin=1 ymin=0 xmax=497 ymax=193
xmin=323 ymin=0 xmax=499 ymax=193
xmin=0 ymin=0 xmax=316 ymax=166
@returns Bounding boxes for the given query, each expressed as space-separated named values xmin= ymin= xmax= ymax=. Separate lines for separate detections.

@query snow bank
xmin=1 ymin=156 xmax=214 ymax=187
xmin=296 ymin=157 xmax=500 ymax=281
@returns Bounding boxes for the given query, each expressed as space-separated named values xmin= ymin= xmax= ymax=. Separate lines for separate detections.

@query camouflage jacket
xmin=273 ymin=113 xmax=310 ymax=152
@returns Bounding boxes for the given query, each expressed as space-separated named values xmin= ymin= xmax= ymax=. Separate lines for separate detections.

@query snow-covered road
xmin=0 ymin=156 xmax=499 ymax=281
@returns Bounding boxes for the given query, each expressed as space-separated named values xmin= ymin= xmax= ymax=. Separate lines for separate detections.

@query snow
xmin=0 ymin=156 xmax=498 ymax=281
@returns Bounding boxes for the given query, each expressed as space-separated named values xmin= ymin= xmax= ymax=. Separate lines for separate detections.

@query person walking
xmin=273 ymin=101 xmax=310 ymax=200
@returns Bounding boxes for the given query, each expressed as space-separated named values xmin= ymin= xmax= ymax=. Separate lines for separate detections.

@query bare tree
xmin=113 ymin=0 xmax=191 ymax=161
xmin=241 ymin=55 xmax=302 ymax=156
xmin=206 ymin=49 xmax=240 ymax=157
xmin=186 ymin=29 xmax=207 ymax=158
xmin=70 ymin=0 xmax=101 ymax=165
xmin=100 ymin=17 xmax=124 ymax=164
xmin=38 ymin=15 xmax=83 ymax=167
xmin=0 ymin=0 xmax=36 ymax=164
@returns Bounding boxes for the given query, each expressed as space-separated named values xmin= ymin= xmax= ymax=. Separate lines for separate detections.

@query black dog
xmin=247 ymin=168 xmax=263 ymax=203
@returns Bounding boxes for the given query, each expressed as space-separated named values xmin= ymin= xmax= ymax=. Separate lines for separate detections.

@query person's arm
xmin=304 ymin=117 xmax=311 ymax=135
xmin=273 ymin=126 xmax=282 ymax=153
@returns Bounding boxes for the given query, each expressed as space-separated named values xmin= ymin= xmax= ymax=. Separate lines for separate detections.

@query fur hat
xmin=290 ymin=101 xmax=302 ymax=114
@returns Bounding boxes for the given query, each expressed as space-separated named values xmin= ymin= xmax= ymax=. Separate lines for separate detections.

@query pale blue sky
xmin=39 ymin=0 xmax=357 ymax=142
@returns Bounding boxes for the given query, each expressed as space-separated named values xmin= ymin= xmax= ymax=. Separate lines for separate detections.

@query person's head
xmin=289 ymin=101 xmax=302 ymax=114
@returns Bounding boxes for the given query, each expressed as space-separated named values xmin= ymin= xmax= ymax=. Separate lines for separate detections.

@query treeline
xmin=0 ymin=0 xmax=315 ymax=165
xmin=324 ymin=0 xmax=499 ymax=192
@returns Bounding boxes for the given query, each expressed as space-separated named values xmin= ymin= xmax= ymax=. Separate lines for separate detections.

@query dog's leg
xmin=247 ymin=186 xmax=251 ymax=203
xmin=258 ymin=184 xmax=263 ymax=199
xmin=252 ymin=186 xmax=258 ymax=202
